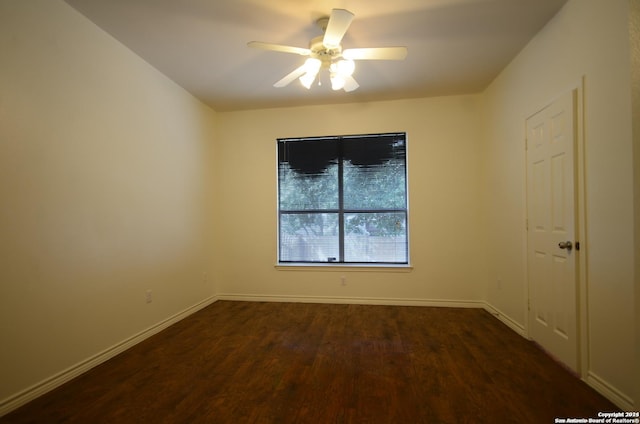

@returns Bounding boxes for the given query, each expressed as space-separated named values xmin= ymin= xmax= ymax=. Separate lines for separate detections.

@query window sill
xmin=275 ymin=264 xmax=413 ymax=272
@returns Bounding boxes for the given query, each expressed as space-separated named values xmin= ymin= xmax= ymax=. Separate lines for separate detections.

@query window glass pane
xmin=279 ymin=213 xmax=339 ymax=262
xmin=343 ymin=137 xmax=406 ymax=210
xmin=277 ymin=133 xmax=408 ymax=265
xmin=278 ymin=139 xmax=339 ymax=210
xmin=344 ymin=212 xmax=407 ymax=263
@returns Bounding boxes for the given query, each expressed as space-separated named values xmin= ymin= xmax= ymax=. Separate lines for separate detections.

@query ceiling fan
xmin=247 ymin=9 xmax=408 ymax=92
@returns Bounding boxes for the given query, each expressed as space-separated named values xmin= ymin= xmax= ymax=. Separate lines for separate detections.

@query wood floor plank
xmin=1 ymin=301 xmax=619 ymax=423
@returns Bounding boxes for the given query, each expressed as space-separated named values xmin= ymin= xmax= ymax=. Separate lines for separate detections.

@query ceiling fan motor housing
xmin=309 ymin=35 xmax=341 ymax=68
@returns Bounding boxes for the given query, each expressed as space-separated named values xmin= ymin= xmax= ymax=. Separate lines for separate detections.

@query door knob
xmin=558 ymin=241 xmax=573 ymax=250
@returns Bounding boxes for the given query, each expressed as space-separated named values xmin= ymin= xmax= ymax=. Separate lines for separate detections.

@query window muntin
xmin=278 ymin=133 xmax=408 ymax=265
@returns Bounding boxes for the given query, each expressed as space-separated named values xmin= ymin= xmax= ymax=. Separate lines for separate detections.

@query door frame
xmin=523 ymin=77 xmax=588 ymax=378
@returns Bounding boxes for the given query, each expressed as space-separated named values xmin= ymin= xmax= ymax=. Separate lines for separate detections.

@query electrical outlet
xmin=497 ymin=279 xmax=502 ymax=290
xmin=146 ymin=289 xmax=152 ymax=304
xmin=340 ymin=276 xmax=347 ymax=286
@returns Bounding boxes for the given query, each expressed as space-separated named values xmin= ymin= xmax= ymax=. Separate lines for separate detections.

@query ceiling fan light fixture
xmin=303 ymin=57 xmax=322 ymax=73
xmin=299 ymin=58 xmax=321 ymax=89
xmin=299 ymin=72 xmax=316 ymax=89
xmin=330 ymin=59 xmax=355 ymax=91
xmin=330 ymin=73 xmax=345 ymax=90
xmin=336 ymin=59 xmax=355 ymax=76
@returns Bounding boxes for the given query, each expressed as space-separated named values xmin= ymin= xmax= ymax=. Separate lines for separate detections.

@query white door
xmin=526 ymin=90 xmax=578 ymax=372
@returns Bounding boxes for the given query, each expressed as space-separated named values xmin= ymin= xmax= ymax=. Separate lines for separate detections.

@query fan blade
xmin=343 ymin=75 xmax=359 ymax=92
xmin=274 ymin=65 xmax=307 ymax=87
xmin=323 ymin=9 xmax=354 ymax=49
xmin=247 ymin=41 xmax=310 ymax=56
xmin=343 ymin=47 xmax=408 ymax=61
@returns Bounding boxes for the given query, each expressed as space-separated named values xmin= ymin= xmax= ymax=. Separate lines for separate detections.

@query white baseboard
xmin=482 ymin=302 xmax=526 ymax=337
xmin=586 ymin=371 xmax=635 ymax=411
xmin=216 ymin=293 xmax=486 ymax=309
xmin=0 ymin=296 xmax=218 ymax=417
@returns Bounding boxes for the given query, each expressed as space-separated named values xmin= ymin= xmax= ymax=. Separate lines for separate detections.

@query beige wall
xmin=629 ymin=0 xmax=640 ymax=409
xmin=483 ymin=0 xmax=635 ymax=408
xmin=215 ymin=96 xmax=487 ymax=304
xmin=0 ymin=0 xmax=217 ymax=405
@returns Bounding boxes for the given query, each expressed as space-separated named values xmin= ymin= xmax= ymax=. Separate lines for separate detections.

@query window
xmin=277 ymin=133 xmax=408 ymax=265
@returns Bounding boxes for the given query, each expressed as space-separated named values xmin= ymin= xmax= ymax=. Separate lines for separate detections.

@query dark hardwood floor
xmin=2 ymin=301 xmax=619 ymax=423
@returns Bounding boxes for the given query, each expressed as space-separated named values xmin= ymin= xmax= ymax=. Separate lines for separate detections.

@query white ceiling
xmin=63 ymin=0 xmax=568 ymax=111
